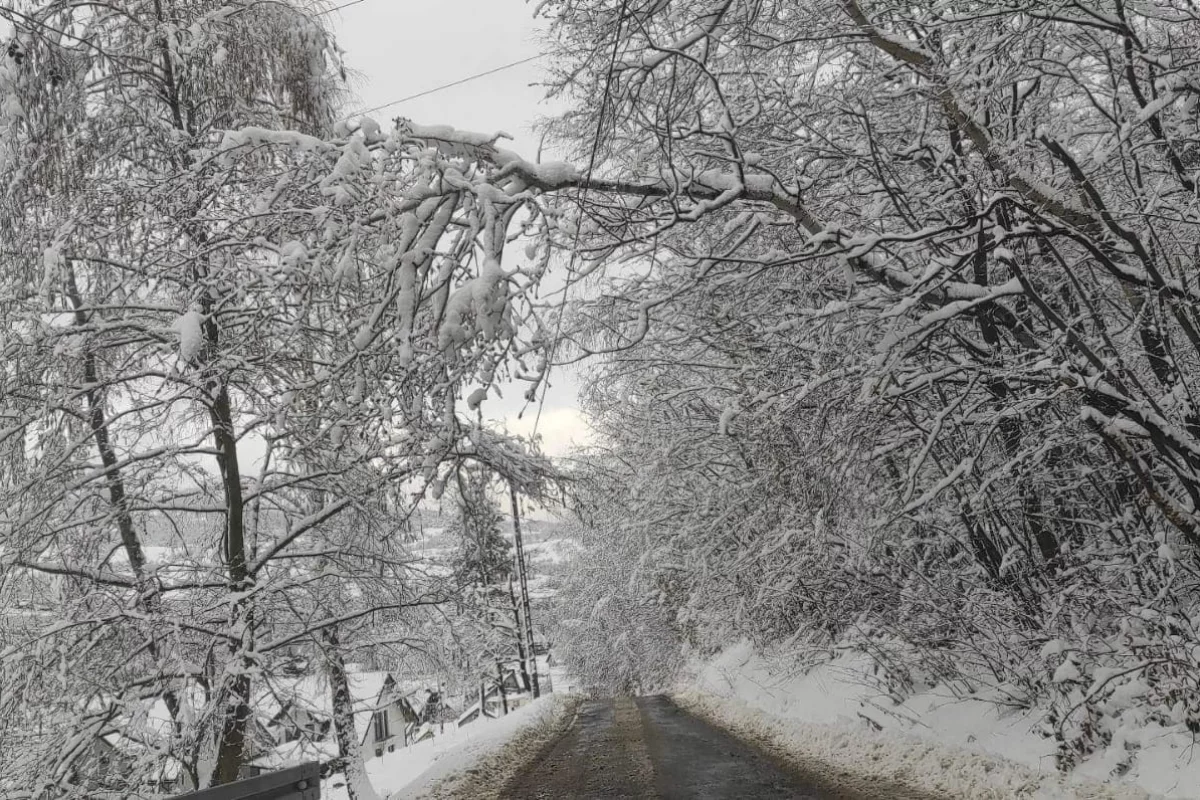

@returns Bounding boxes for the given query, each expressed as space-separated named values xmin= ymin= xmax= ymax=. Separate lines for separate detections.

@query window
xmin=373 ymin=710 xmax=390 ymax=741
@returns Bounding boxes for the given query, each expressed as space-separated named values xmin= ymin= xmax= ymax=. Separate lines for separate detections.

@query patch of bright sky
xmin=333 ymin=0 xmax=593 ymax=459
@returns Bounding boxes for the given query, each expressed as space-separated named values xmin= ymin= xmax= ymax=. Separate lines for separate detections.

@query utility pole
xmin=509 ymin=574 xmax=532 ymax=693
xmin=496 ymin=661 xmax=510 ymax=715
xmin=509 ymin=483 xmax=540 ymax=698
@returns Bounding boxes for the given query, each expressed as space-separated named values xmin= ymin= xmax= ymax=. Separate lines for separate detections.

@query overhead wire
xmin=317 ymin=0 xmax=373 ymax=14
xmin=314 ymin=0 xmax=569 ymax=439
xmin=345 ymin=54 xmax=543 ymax=120
xmin=4 ymin=0 xmax=541 ymax=125
xmin=9 ymin=0 xmax=573 ymax=440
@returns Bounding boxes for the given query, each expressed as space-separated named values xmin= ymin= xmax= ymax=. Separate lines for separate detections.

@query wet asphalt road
xmin=500 ymin=696 xmax=844 ymax=799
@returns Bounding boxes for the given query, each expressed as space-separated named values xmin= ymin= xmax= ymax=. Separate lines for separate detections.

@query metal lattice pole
xmin=509 ymin=484 xmax=540 ymax=698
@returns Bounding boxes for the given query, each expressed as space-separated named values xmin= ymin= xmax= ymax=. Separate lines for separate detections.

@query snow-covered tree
xmin=0 ymin=1 xmax=559 ymax=793
xmin=535 ymin=0 xmax=1200 ymax=766
xmin=449 ymin=466 xmax=512 ymax=589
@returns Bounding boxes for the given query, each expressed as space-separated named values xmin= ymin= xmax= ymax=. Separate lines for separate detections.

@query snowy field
xmin=683 ymin=644 xmax=1200 ymax=799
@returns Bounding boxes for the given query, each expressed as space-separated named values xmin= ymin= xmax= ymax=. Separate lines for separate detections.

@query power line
xmin=318 ymin=0 xmax=373 ymax=15
xmin=347 ymin=55 xmax=543 ymax=120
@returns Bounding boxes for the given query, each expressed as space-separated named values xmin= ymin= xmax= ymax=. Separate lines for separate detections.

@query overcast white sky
xmin=335 ymin=0 xmax=550 ymax=153
xmin=332 ymin=0 xmax=591 ymax=458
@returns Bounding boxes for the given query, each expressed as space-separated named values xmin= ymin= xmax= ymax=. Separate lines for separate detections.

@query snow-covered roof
xmin=98 ymin=732 xmax=186 ymax=781
xmin=88 ymin=689 xmax=204 ymax=749
xmin=257 ymin=671 xmax=394 ymax=745
xmin=248 ymin=737 xmax=338 ymax=771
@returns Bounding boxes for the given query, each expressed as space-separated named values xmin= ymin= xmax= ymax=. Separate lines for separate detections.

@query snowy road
xmin=499 ymin=696 xmax=881 ymax=799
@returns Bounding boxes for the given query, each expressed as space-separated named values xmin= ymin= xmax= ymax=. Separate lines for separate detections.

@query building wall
xmin=365 ymin=694 xmax=407 ymax=758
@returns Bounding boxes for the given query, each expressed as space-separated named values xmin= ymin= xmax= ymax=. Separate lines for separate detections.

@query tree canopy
xmin=6 ymin=0 xmax=1200 ymax=792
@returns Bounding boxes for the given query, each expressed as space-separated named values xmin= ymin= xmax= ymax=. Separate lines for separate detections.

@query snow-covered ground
xmin=321 ymin=695 xmax=559 ymax=800
xmin=682 ymin=643 xmax=1200 ymax=799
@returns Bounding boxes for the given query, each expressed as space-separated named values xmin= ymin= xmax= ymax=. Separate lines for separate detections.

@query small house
xmin=254 ymin=670 xmax=425 ymax=769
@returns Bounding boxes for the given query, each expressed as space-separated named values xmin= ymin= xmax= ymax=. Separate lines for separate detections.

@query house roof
xmin=390 ymin=679 xmax=445 ymax=717
xmin=97 ymin=732 xmax=186 ymax=781
xmin=248 ymin=737 xmax=338 ymax=771
xmin=256 ymin=671 xmax=394 ymax=746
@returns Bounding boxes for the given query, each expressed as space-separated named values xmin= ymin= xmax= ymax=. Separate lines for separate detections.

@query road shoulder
xmin=675 ymin=690 xmax=1155 ymax=800
xmin=413 ymin=694 xmax=581 ymax=800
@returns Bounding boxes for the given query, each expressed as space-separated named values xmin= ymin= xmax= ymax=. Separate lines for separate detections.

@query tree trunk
xmin=205 ymin=312 xmax=255 ymax=786
xmin=496 ymin=662 xmax=509 ymax=715
xmin=64 ymin=264 xmax=191 ymax=782
xmin=325 ymin=626 xmax=380 ymax=800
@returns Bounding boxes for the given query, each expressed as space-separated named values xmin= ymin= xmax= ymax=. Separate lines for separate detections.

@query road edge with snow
xmin=674 ymin=690 xmax=1157 ymax=800
xmin=410 ymin=693 xmax=580 ymax=799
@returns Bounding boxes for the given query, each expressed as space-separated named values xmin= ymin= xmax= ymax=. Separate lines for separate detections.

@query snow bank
xmin=321 ymin=695 xmax=559 ymax=800
xmin=416 ymin=694 xmax=577 ymax=800
xmin=682 ymin=644 xmax=1200 ymax=798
